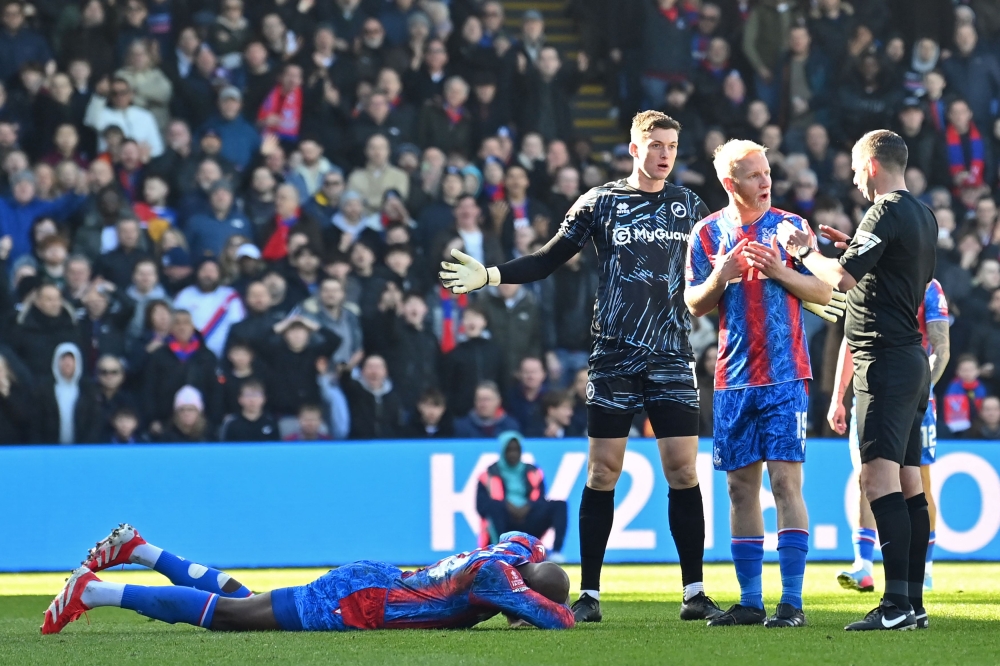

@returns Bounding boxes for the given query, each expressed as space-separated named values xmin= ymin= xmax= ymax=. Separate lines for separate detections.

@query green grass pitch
xmin=2 ymin=563 xmax=999 ymax=665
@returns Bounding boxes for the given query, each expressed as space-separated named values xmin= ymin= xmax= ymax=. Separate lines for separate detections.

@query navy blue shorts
xmin=712 ymin=380 xmax=808 ymax=471
xmin=587 ymin=349 xmax=699 ymax=413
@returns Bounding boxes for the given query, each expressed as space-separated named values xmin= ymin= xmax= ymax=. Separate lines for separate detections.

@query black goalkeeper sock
xmin=668 ymin=484 xmax=705 ymax=588
xmin=579 ymin=485 xmax=615 ymax=592
xmin=870 ymin=492 xmax=912 ymax=610
xmin=906 ymin=493 xmax=930 ymax=610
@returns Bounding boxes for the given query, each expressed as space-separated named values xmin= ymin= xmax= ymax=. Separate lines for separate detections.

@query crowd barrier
xmin=1 ymin=439 xmax=998 ymax=572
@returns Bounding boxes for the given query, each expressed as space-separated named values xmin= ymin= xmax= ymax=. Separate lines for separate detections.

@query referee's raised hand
xmin=818 ymin=224 xmax=851 ymax=250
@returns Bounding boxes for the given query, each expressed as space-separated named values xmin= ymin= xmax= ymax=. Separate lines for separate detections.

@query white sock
xmin=80 ymin=581 xmax=126 ymax=608
xmin=683 ymin=582 xmax=704 ymax=601
xmin=860 ymin=559 xmax=873 ymax=576
xmin=580 ymin=589 xmax=599 ymax=600
xmin=130 ymin=544 xmax=163 ymax=569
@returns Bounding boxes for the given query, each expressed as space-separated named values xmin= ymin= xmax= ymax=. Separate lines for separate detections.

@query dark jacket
xmin=640 ymin=0 xmax=693 ymax=79
xmin=141 ymin=336 xmax=222 ymax=425
xmin=341 ymin=373 xmax=403 ymax=439
xmin=158 ymin=421 xmax=218 ymax=443
xmin=540 ymin=261 xmax=597 ymax=353
xmin=454 ymin=409 xmax=521 ymax=438
xmin=479 ymin=288 xmax=543 ymax=377
xmin=417 ymin=102 xmax=474 ymax=159
xmin=219 ymin=412 xmax=280 ymax=442
xmin=0 ymin=381 xmax=34 ymax=444
xmin=442 ymin=337 xmax=506 ymax=417
xmin=95 ymin=247 xmax=153 ymax=290
xmin=77 ymin=294 xmax=136 ymax=377
xmin=9 ymin=304 xmax=82 ymax=383
xmin=403 ymin=416 xmax=456 ymax=438
xmin=385 ymin=319 xmax=441 ymax=412
xmin=258 ymin=328 xmax=341 ymax=417
xmin=940 ymin=47 xmax=1000 ymax=136
xmin=515 ymin=65 xmax=584 ymax=144
xmin=225 ymin=310 xmax=284 ymax=356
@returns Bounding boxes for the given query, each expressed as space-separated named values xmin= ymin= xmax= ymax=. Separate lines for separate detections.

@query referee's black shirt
xmin=839 ymin=190 xmax=937 ymax=351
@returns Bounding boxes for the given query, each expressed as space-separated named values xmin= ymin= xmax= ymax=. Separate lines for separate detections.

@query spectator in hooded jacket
xmin=475 ymin=431 xmax=568 ymax=559
xmin=36 ymin=342 xmax=102 ymax=443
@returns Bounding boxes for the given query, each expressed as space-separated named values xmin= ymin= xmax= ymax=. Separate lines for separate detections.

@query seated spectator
xmin=482 ymin=282 xmax=543 ymax=378
xmin=294 ymin=276 xmax=364 ymax=372
xmin=283 ymin=403 xmax=333 ymax=441
xmin=93 ymin=354 xmax=139 ymax=437
xmin=95 ymin=219 xmax=152 ymax=290
xmin=943 ymin=354 xmax=988 ymax=435
xmin=325 ymin=190 xmax=382 ymax=255
xmin=142 ymin=309 xmax=221 ymax=434
xmin=454 ymin=380 xmax=519 ymax=438
xmin=220 ymin=379 xmax=279 ymax=442
xmin=537 ymin=390 xmax=578 ymax=438
xmin=417 ymin=76 xmax=473 ymax=159
xmin=257 ymin=63 xmax=304 ymax=143
xmin=442 ymin=306 xmax=505 ymax=416
xmin=972 ymin=396 xmax=1000 ymax=440
xmin=259 ymin=314 xmax=340 ymax=424
xmin=173 ymin=257 xmax=246 ymax=358
xmin=199 ymin=86 xmax=260 ymax=172
xmin=37 ymin=342 xmax=102 ymax=444
xmin=9 ymin=282 xmax=82 ymax=382
xmin=220 ymin=340 xmax=267 ymax=417
xmin=475 ymin=431 xmax=567 ymax=559
xmin=506 ymin=356 xmax=547 ymax=436
xmin=84 ymin=76 xmax=164 ymax=158
xmin=340 ymin=354 xmax=403 ymax=439
xmin=77 ymin=282 xmax=135 ymax=375
xmin=226 ymin=280 xmax=280 ymax=355
xmin=404 ymin=387 xmax=454 ymax=438
xmin=185 ymin=181 xmax=252 ymax=260
xmin=108 ymin=405 xmax=148 ymax=444
xmin=346 ymin=133 xmax=410 ymax=214
xmin=159 ymin=385 xmax=216 ymax=443
xmin=0 ymin=352 xmax=33 ymax=444
xmin=125 ymin=258 xmax=169 ymax=340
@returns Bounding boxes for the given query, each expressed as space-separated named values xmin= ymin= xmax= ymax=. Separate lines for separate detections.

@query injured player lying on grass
xmin=42 ymin=525 xmax=574 ymax=634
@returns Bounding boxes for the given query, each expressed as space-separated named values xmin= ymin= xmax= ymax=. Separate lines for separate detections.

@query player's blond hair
xmin=713 ymin=139 xmax=767 ymax=181
xmin=630 ymin=110 xmax=681 ymax=143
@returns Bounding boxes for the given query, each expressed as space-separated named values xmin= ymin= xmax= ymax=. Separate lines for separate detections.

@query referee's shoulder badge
xmin=855 ymin=229 xmax=882 ymax=255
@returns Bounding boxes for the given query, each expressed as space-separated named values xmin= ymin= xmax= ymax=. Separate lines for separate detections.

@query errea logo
xmin=616 ymin=202 xmax=630 ymax=216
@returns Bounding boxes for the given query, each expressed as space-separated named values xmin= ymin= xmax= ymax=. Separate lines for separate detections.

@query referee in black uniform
xmin=777 ymin=130 xmax=937 ymax=632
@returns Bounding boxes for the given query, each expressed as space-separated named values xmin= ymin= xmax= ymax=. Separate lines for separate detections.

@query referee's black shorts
xmin=852 ymin=345 xmax=931 ymax=467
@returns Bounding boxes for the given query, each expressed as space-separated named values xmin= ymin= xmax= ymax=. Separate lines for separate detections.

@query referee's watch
xmin=795 ymin=245 xmax=813 ymax=263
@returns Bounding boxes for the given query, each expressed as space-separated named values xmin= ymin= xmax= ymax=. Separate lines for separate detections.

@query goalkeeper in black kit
xmin=442 ymin=111 xmax=726 ymax=623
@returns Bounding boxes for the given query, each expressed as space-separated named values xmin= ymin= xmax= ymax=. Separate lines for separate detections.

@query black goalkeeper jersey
xmin=558 ymin=179 xmax=709 ymax=360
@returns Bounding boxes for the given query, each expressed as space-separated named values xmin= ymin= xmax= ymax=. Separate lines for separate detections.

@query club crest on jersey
xmin=586 ymin=381 xmax=595 ymax=400
xmin=616 ymin=202 xmax=630 ymax=216
xmin=671 ymin=201 xmax=687 ymax=218
xmin=504 ymin=565 xmax=528 ymax=593
xmin=855 ymin=229 xmax=882 ymax=255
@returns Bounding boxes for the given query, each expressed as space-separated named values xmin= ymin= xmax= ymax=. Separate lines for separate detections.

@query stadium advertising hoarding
xmin=1 ymin=439 xmax=998 ymax=571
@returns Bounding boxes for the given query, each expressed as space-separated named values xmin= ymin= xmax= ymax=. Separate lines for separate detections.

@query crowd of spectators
xmin=1 ymin=0 xmax=999 ymax=444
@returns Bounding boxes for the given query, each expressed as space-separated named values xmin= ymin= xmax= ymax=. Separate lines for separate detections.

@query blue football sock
xmin=149 ymin=547 xmax=253 ymax=598
xmin=927 ymin=530 xmax=936 ymax=564
xmin=853 ymin=527 xmax=876 ymax=572
xmin=731 ymin=537 xmax=764 ymax=609
xmin=777 ymin=529 xmax=809 ymax=609
xmin=121 ymin=584 xmax=219 ymax=628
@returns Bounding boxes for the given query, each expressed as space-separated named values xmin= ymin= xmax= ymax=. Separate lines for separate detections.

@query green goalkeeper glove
xmin=803 ymin=289 xmax=847 ymax=322
xmin=439 ymin=249 xmax=501 ymax=294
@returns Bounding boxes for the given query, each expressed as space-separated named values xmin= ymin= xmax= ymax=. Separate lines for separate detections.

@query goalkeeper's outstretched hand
xmin=803 ymin=289 xmax=847 ymax=322
xmin=439 ymin=248 xmax=499 ymax=294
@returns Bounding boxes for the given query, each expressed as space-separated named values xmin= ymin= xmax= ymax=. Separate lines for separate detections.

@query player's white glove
xmin=803 ymin=289 xmax=847 ymax=323
xmin=439 ymin=248 xmax=500 ymax=294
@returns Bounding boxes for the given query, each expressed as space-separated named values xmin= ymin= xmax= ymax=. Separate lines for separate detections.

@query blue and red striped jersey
xmin=381 ymin=532 xmax=574 ymax=630
xmin=918 ymin=278 xmax=948 ymax=357
xmin=686 ymin=207 xmax=814 ymax=390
